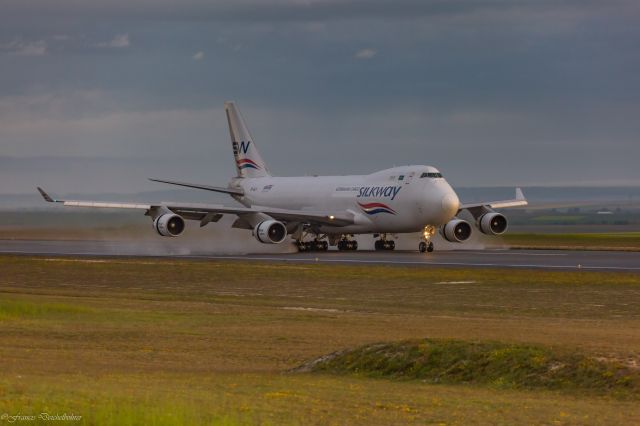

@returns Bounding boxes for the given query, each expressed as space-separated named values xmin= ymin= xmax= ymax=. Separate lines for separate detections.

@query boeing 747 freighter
xmin=38 ymin=102 xmax=527 ymax=253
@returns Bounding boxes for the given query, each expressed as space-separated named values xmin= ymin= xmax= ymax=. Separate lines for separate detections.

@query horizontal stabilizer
xmin=149 ymin=178 xmax=244 ymax=195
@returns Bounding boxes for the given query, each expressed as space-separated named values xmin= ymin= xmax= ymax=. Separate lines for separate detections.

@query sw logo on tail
xmin=233 ymin=141 xmax=252 ymax=155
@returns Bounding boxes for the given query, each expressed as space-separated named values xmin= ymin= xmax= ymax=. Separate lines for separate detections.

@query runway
xmin=1 ymin=239 xmax=639 ymax=271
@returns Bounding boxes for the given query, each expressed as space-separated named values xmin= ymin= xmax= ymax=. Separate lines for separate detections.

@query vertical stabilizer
xmin=225 ymin=101 xmax=270 ymax=178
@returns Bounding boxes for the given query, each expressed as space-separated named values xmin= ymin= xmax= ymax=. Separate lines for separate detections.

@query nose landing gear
xmin=419 ymin=225 xmax=436 ymax=253
xmin=419 ymin=241 xmax=434 ymax=253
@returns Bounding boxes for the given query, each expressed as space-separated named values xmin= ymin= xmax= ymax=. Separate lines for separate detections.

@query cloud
xmin=0 ymin=0 xmax=639 ymax=191
xmin=0 ymin=39 xmax=47 ymax=56
xmin=354 ymin=48 xmax=376 ymax=59
xmin=216 ymin=36 xmax=243 ymax=51
xmin=0 ymin=92 xmax=221 ymax=158
xmin=95 ymin=34 xmax=130 ymax=48
xmin=1 ymin=0 xmax=628 ymax=24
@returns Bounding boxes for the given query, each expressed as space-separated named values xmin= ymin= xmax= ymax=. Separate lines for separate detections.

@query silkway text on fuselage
xmin=357 ymin=186 xmax=402 ymax=201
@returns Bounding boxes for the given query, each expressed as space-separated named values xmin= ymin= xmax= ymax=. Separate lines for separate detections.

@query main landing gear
xmin=294 ymin=227 xmax=329 ymax=252
xmin=297 ymin=239 xmax=328 ymax=252
xmin=419 ymin=225 xmax=436 ymax=253
xmin=337 ymin=236 xmax=358 ymax=251
xmin=374 ymin=234 xmax=395 ymax=251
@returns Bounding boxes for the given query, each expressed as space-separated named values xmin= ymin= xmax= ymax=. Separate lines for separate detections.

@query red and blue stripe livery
xmin=236 ymin=158 xmax=261 ymax=170
xmin=358 ymin=202 xmax=397 ymax=215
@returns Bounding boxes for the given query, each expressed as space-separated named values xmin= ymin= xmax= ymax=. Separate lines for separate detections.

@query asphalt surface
xmin=1 ymin=239 xmax=639 ymax=271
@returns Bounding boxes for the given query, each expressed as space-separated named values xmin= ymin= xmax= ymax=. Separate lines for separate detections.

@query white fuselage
xmin=230 ymin=165 xmax=460 ymax=234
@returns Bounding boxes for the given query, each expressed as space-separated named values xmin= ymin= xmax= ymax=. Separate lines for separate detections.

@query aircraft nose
xmin=441 ymin=191 xmax=460 ymax=218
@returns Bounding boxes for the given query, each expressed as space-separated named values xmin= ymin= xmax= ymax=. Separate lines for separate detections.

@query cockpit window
xmin=420 ymin=172 xmax=443 ymax=178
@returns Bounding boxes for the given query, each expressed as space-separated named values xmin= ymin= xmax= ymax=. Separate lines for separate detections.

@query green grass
xmin=1 ymin=255 xmax=640 ymax=424
xmin=306 ymin=339 xmax=640 ymax=397
xmin=5 ymin=373 xmax=640 ymax=425
xmin=0 ymin=298 xmax=91 ymax=320
xmin=531 ymin=215 xmax=586 ymax=224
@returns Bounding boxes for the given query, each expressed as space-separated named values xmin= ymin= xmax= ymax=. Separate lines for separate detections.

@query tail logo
xmin=233 ymin=140 xmax=260 ymax=170
xmin=236 ymin=158 xmax=261 ymax=170
xmin=358 ymin=202 xmax=397 ymax=215
xmin=233 ymin=141 xmax=251 ymax=155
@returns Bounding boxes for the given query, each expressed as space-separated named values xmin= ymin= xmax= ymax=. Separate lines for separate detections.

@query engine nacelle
xmin=478 ymin=212 xmax=508 ymax=235
xmin=442 ymin=218 xmax=472 ymax=243
xmin=254 ymin=220 xmax=287 ymax=244
xmin=153 ymin=213 xmax=185 ymax=237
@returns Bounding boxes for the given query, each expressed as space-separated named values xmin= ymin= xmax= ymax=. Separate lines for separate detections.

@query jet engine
xmin=478 ymin=212 xmax=508 ymax=235
xmin=254 ymin=220 xmax=287 ymax=244
xmin=442 ymin=218 xmax=472 ymax=243
xmin=153 ymin=213 xmax=185 ymax=237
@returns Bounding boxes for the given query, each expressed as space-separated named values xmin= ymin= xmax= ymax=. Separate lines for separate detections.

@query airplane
xmin=38 ymin=101 xmax=527 ymax=253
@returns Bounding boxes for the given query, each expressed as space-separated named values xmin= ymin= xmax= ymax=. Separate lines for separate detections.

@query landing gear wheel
xmin=419 ymin=241 xmax=434 ymax=253
xmin=314 ymin=240 xmax=328 ymax=251
xmin=375 ymin=240 xmax=395 ymax=250
xmin=338 ymin=240 xmax=358 ymax=251
xmin=298 ymin=241 xmax=327 ymax=251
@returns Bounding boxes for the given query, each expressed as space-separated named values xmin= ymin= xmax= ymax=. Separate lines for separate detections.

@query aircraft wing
xmin=458 ymin=188 xmax=528 ymax=215
xmin=37 ymin=187 xmax=353 ymax=227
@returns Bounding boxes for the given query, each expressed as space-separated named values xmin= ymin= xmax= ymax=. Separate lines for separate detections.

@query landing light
xmin=422 ymin=225 xmax=436 ymax=239
xmin=329 ymin=215 xmax=335 ymax=220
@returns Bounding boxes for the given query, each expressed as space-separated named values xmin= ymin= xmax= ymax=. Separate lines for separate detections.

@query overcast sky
xmin=1 ymin=0 xmax=639 ymax=195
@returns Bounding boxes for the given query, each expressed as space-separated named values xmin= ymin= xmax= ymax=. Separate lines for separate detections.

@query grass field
xmin=502 ymin=232 xmax=640 ymax=251
xmin=1 ymin=255 xmax=640 ymax=424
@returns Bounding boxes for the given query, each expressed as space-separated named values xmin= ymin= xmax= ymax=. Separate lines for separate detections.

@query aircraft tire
xmin=339 ymin=240 xmax=356 ymax=251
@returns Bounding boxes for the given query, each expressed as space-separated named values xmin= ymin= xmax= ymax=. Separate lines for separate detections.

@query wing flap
xmin=63 ymin=201 xmax=152 ymax=209
xmin=169 ymin=203 xmax=353 ymax=226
